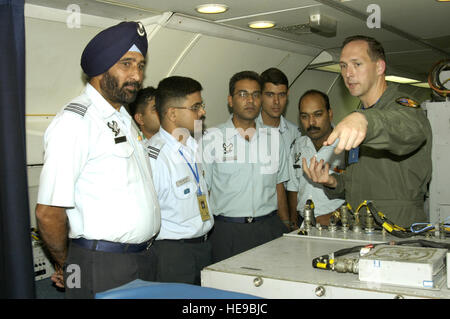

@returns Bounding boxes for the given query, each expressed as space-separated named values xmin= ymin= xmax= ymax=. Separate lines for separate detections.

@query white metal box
xmin=359 ymin=245 xmax=447 ymax=289
xmin=425 ymin=101 xmax=450 ymax=226
xmin=202 ymin=232 xmax=450 ymax=299
xmin=448 ymin=252 xmax=450 ymax=289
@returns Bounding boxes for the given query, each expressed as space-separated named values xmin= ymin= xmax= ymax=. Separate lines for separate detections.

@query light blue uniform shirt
xmin=202 ymin=116 xmax=289 ymax=218
xmin=286 ymin=135 xmax=345 ymax=216
xmin=256 ymin=113 xmax=300 ymax=154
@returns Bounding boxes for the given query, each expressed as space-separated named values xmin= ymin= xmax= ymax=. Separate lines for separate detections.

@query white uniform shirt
xmin=146 ymin=128 xmax=214 ymax=240
xmin=203 ymin=116 xmax=289 ymax=218
xmin=286 ymin=135 xmax=345 ymax=216
xmin=37 ymin=84 xmax=161 ymax=243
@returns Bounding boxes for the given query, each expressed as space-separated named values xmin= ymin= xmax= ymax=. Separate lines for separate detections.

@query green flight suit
xmin=325 ymin=84 xmax=432 ymax=228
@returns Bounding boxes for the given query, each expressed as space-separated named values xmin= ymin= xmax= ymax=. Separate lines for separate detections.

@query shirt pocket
xmin=173 ymin=177 xmax=196 ymax=200
xmin=112 ymin=139 xmax=134 ymax=158
xmin=216 ymin=162 xmax=239 ymax=175
xmin=295 ymin=166 xmax=303 ymax=179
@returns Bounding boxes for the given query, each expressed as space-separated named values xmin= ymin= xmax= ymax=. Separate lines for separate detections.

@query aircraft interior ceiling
xmin=25 ymin=0 xmax=450 ymax=80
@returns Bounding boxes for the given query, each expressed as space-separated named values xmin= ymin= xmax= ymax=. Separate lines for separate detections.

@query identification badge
xmin=348 ymin=147 xmax=359 ymax=164
xmin=197 ymin=195 xmax=211 ymax=221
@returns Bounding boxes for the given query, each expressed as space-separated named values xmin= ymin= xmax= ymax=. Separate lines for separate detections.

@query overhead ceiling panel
xmin=24 ymin=0 xmax=450 ymax=82
xmin=334 ymin=0 xmax=450 ymax=39
xmin=116 ymin=0 xmax=321 ymax=21
xmin=26 ymin=0 xmax=162 ymax=20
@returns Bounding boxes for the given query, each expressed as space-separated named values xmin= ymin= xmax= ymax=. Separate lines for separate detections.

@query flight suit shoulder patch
xmin=395 ymin=97 xmax=419 ymax=108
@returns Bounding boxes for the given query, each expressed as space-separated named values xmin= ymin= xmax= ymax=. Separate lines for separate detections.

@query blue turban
xmin=81 ymin=21 xmax=148 ymax=77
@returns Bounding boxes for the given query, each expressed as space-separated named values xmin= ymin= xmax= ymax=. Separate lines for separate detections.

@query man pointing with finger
xmin=303 ymin=35 xmax=432 ymax=228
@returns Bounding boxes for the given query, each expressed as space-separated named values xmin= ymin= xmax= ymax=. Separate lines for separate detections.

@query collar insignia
xmin=107 ymin=120 xmax=120 ymax=136
xmin=223 ymin=143 xmax=233 ymax=154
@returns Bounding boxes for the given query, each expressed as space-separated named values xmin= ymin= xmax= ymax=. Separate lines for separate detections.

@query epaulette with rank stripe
xmin=147 ymin=145 xmax=160 ymax=159
xmin=64 ymin=103 xmax=89 ymax=117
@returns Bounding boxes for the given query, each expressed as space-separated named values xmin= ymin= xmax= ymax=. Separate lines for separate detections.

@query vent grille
xmin=274 ymin=23 xmax=312 ymax=35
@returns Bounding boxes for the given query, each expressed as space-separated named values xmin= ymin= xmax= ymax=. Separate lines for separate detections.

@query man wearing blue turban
xmin=36 ymin=21 xmax=161 ymax=298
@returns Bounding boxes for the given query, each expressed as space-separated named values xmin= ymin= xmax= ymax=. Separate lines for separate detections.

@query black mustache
xmin=307 ymin=126 xmax=320 ymax=132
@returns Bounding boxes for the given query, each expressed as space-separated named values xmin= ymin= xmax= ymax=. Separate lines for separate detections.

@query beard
xmin=100 ymin=71 xmax=141 ymax=106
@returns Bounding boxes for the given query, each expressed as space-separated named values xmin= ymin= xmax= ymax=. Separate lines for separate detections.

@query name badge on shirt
xmin=197 ymin=194 xmax=211 ymax=221
xmin=114 ymin=136 xmax=127 ymax=144
xmin=176 ymin=176 xmax=190 ymax=187
xmin=223 ymin=155 xmax=237 ymax=162
xmin=348 ymin=147 xmax=359 ymax=164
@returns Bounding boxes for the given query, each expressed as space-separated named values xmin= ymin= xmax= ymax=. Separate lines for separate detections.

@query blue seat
xmin=95 ymin=279 xmax=261 ymax=299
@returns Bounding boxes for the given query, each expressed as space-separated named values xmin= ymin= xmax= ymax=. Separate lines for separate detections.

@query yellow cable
xmin=356 ymin=200 xmax=368 ymax=213
xmin=346 ymin=202 xmax=353 ymax=211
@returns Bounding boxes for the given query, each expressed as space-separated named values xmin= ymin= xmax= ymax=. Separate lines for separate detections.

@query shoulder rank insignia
xmin=147 ymin=145 xmax=160 ymax=160
xmin=64 ymin=103 xmax=89 ymax=117
xmin=396 ymin=97 xmax=419 ymax=108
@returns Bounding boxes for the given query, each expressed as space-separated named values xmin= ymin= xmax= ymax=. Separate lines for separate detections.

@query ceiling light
xmin=385 ymin=75 xmax=419 ymax=84
xmin=196 ymin=4 xmax=228 ymax=14
xmin=248 ymin=21 xmax=276 ymax=29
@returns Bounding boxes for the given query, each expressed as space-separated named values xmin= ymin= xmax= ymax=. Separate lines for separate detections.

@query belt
xmin=165 ymin=234 xmax=208 ymax=244
xmin=214 ymin=211 xmax=277 ymax=224
xmin=72 ymin=237 xmax=155 ymax=253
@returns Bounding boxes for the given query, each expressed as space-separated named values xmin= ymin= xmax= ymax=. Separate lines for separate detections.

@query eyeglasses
xmin=170 ymin=102 xmax=206 ymax=112
xmin=233 ymin=90 xmax=262 ymax=100
xmin=263 ymin=92 xmax=287 ymax=98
